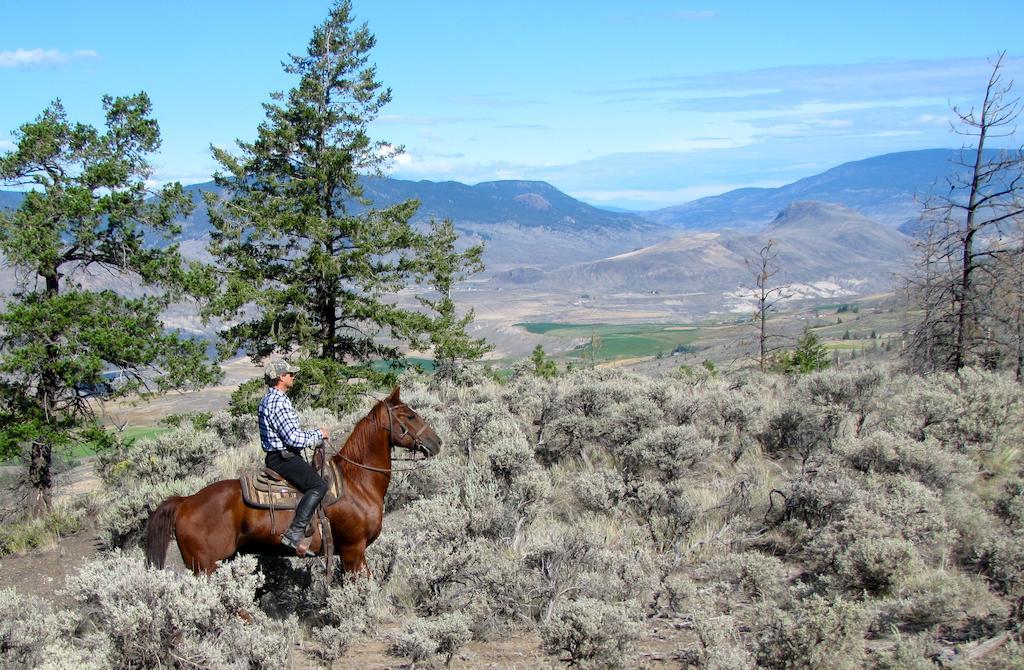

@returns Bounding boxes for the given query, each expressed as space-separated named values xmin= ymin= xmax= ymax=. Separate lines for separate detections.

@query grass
xmin=1 ymin=425 xmax=171 ymax=466
xmin=517 ymin=322 xmax=702 ymax=361
xmin=0 ymin=501 xmax=89 ymax=556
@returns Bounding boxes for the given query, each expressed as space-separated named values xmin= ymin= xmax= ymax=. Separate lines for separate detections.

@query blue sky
xmin=2 ymin=1 xmax=1023 ymax=210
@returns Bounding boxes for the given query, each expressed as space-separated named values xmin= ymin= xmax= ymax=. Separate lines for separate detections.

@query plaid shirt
xmin=258 ymin=387 xmax=324 ymax=453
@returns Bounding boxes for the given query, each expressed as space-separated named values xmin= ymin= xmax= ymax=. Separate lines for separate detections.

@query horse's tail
xmin=145 ymin=496 xmax=183 ymax=569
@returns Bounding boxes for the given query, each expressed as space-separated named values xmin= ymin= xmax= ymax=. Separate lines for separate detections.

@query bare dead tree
xmin=989 ymin=221 xmax=1024 ymax=379
xmin=906 ymin=51 xmax=1024 ymax=373
xmin=747 ymin=239 xmax=789 ymax=373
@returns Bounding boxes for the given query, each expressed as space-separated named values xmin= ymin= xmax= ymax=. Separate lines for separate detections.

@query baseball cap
xmin=264 ymin=359 xmax=300 ymax=380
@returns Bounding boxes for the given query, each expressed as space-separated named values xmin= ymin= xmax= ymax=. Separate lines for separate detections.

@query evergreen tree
xmin=531 ymin=345 xmax=558 ymax=379
xmin=790 ymin=328 xmax=831 ymax=374
xmin=0 ymin=94 xmax=220 ymax=513
xmin=417 ymin=219 xmax=492 ymax=382
xmin=204 ymin=1 xmax=481 ymax=407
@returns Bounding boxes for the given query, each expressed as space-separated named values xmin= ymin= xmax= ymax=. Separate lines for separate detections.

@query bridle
xmin=334 ymin=400 xmax=433 ymax=474
xmin=385 ymin=401 xmax=435 ymax=456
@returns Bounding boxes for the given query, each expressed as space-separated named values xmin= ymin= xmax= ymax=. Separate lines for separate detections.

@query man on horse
xmin=258 ymin=359 xmax=330 ymax=556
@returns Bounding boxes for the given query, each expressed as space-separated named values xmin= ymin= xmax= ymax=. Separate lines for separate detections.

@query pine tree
xmin=204 ymin=1 xmax=482 ymax=407
xmin=0 ymin=94 xmax=221 ymax=513
xmin=417 ymin=219 xmax=492 ymax=382
xmin=790 ymin=328 xmax=831 ymax=374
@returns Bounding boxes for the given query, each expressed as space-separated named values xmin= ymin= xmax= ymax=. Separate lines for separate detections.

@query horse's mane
xmin=333 ymin=398 xmax=389 ymax=467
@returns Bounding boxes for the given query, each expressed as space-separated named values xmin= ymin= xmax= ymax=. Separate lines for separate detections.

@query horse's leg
xmin=339 ymin=540 xmax=370 ymax=578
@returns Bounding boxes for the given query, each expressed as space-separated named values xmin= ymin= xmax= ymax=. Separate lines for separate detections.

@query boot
xmin=280 ymin=488 xmax=324 ymax=557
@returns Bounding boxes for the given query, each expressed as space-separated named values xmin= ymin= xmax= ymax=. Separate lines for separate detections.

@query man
xmin=258 ymin=359 xmax=330 ymax=556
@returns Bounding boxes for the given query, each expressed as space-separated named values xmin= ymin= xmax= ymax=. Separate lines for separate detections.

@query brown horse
xmin=145 ymin=387 xmax=440 ymax=575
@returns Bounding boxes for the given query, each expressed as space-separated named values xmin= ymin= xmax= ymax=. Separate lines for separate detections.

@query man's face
xmin=279 ymin=371 xmax=296 ymax=391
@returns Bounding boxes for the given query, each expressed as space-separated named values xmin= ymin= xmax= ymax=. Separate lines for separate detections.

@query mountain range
xmin=641 ymin=149 xmax=981 ymax=231
xmin=0 ymin=148 xmax=983 ymax=305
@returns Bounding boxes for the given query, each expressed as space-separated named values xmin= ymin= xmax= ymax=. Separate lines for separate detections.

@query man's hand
xmin=319 ymin=427 xmax=330 ymax=441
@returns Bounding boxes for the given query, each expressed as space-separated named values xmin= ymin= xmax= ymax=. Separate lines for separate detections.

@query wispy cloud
xmin=0 ymin=139 xmax=15 ymax=152
xmin=0 ymin=48 xmax=99 ymax=68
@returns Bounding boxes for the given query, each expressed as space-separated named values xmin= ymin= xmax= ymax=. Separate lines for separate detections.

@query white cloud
xmin=0 ymin=48 xmax=99 ymax=68
xmin=573 ymin=181 xmax=787 ymax=207
xmin=0 ymin=139 xmax=15 ymax=152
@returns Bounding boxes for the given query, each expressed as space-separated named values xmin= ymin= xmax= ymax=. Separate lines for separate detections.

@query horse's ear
xmin=387 ymin=386 xmax=401 ymax=402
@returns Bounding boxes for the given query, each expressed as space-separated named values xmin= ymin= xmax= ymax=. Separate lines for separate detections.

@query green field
xmin=2 ymin=425 xmax=170 ymax=466
xmin=517 ymin=322 xmax=701 ymax=361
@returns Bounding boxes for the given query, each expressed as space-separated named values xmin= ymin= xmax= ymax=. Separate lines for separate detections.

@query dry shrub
xmin=871 ymin=633 xmax=938 ymax=670
xmin=843 ymin=431 xmax=974 ymax=493
xmin=309 ymin=576 xmax=387 ymax=663
xmin=0 ymin=588 xmax=53 ymax=669
xmin=58 ymin=553 xmax=294 ymax=669
xmin=526 ymin=518 xmax=657 ymax=626
xmin=770 ymin=457 xmax=863 ymax=529
xmin=97 ymin=475 xmax=208 ymax=549
xmin=96 ymin=426 xmax=222 ymax=489
xmin=374 ymin=490 xmax=536 ymax=635
xmin=711 ymin=551 xmax=787 ymax=602
xmin=833 ymin=535 xmax=918 ymax=597
xmin=886 ymin=568 xmax=1004 ymax=633
xmin=206 ymin=410 xmax=256 ymax=449
xmin=615 ymin=425 xmax=717 ymax=482
xmin=386 ymin=612 xmax=472 ymax=668
xmin=753 ymin=594 xmax=871 ymax=670
xmin=571 ymin=467 xmax=627 ymax=515
xmin=0 ymin=499 xmax=89 ymax=556
xmin=682 ymin=601 xmax=756 ymax=670
xmin=971 ymin=533 xmax=1024 ymax=598
xmin=760 ymin=401 xmax=840 ymax=463
xmin=540 ymin=596 xmax=643 ymax=670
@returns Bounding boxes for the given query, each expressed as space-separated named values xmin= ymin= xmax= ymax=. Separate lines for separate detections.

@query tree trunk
xmin=28 ymin=440 xmax=53 ymax=515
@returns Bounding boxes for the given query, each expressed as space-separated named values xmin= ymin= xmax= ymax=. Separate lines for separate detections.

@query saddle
xmin=237 ymin=453 xmax=345 ymax=572
xmin=239 ymin=459 xmax=344 ymax=510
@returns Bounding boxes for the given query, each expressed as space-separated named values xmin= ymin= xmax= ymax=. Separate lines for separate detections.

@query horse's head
xmin=382 ymin=386 xmax=442 ymax=457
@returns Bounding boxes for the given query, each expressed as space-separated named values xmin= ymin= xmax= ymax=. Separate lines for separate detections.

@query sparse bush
xmin=887 ymin=568 xmax=1003 ymax=632
xmin=96 ymin=426 xmax=221 ymax=489
xmin=310 ymin=577 xmax=385 ymax=663
xmin=58 ymin=553 xmax=294 ymax=669
xmin=754 ymin=594 xmax=870 ymax=670
xmin=540 ymin=596 xmax=642 ymax=669
xmin=98 ymin=476 xmax=208 ymax=549
xmin=871 ymin=633 xmax=938 ymax=670
xmin=387 ymin=613 xmax=472 ymax=667
xmin=713 ymin=551 xmax=787 ymax=602
xmin=685 ymin=603 xmax=756 ymax=670
xmin=0 ymin=500 xmax=89 ymax=556
xmin=0 ymin=588 xmax=52 ymax=668
xmin=833 ymin=535 xmax=917 ymax=596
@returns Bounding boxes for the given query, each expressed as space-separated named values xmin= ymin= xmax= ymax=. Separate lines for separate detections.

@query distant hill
xmin=509 ymin=201 xmax=913 ymax=304
xmin=642 ymin=149 xmax=990 ymax=231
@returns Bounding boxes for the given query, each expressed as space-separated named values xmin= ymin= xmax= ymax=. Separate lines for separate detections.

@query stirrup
xmin=280 ymin=530 xmax=315 ymax=558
